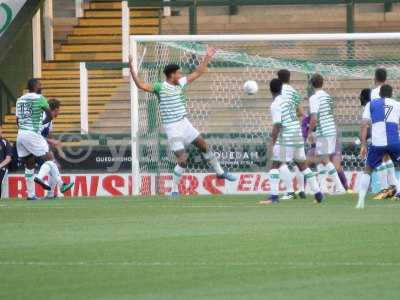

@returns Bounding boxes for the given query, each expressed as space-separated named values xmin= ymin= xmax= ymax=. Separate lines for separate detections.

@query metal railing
xmin=128 ymin=0 xmax=399 ymax=34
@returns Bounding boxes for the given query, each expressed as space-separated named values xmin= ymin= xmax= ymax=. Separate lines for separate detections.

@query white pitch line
xmin=1 ymin=261 xmax=400 ymax=268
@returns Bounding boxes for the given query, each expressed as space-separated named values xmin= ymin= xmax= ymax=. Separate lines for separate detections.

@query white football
xmin=243 ymin=80 xmax=258 ymax=95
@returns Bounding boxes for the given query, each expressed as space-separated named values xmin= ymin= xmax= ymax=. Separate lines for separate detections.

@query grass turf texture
xmin=0 ymin=195 xmax=400 ymax=300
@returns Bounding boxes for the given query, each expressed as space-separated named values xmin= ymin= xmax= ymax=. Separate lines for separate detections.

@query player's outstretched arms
xmin=128 ymin=55 xmax=154 ymax=93
xmin=187 ymin=45 xmax=216 ymax=84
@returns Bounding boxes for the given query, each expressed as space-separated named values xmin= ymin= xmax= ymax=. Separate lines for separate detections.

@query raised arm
xmin=128 ymin=55 xmax=154 ymax=93
xmin=187 ymin=46 xmax=216 ymax=84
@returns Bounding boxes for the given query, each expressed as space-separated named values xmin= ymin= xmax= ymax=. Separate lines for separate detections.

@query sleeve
xmin=362 ymin=102 xmax=371 ymax=120
xmin=39 ymin=96 xmax=49 ymax=110
xmin=178 ymin=76 xmax=188 ymax=88
xmin=293 ymin=90 xmax=302 ymax=106
xmin=271 ymin=103 xmax=282 ymax=124
xmin=152 ymin=82 xmax=162 ymax=95
xmin=309 ymin=95 xmax=319 ymax=114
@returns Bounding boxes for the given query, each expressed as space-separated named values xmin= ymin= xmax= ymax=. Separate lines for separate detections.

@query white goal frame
xmin=129 ymin=32 xmax=400 ymax=196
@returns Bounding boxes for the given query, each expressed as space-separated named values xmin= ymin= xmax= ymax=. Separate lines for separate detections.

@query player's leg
xmin=30 ymin=134 xmax=73 ymax=194
xmin=279 ymin=163 xmax=296 ymax=200
xmin=16 ymin=131 xmax=38 ymax=200
xmin=317 ymin=136 xmax=346 ymax=193
xmin=374 ymin=161 xmax=389 ymax=199
xmin=293 ymin=147 xmax=323 ymax=203
xmin=357 ymin=146 xmax=383 ymax=209
xmin=383 ymin=155 xmax=397 ymax=197
xmin=330 ymin=153 xmax=349 ymax=192
xmin=385 ymin=145 xmax=400 ymax=199
xmin=292 ymin=165 xmax=306 ymax=199
xmin=192 ymin=135 xmax=236 ymax=181
xmin=171 ymin=149 xmax=188 ymax=196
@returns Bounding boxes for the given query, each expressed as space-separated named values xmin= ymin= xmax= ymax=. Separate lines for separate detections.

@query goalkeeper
xmin=128 ymin=46 xmax=236 ymax=196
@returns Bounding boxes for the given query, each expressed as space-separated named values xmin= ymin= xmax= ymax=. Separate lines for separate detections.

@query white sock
xmin=47 ymin=161 xmax=63 ymax=186
xmin=377 ymin=163 xmax=388 ymax=189
xmin=173 ymin=165 xmax=184 ymax=193
xmin=279 ymin=164 xmax=294 ymax=193
xmin=326 ymin=162 xmax=345 ymax=191
xmin=37 ymin=161 xmax=51 ymax=181
xmin=293 ymin=165 xmax=304 ymax=192
xmin=317 ymin=163 xmax=328 ymax=191
xmin=46 ymin=175 xmax=58 ymax=197
xmin=203 ymin=151 xmax=224 ymax=176
xmin=25 ymin=168 xmax=35 ymax=198
xmin=303 ymin=168 xmax=320 ymax=194
xmin=386 ymin=160 xmax=397 ymax=187
xmin=357 ymin=173 xmax=371 ymax=209
xmin=269 ymin=169 xmax=280 ymax=196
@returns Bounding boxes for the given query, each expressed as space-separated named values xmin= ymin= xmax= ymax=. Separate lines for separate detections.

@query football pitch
xmin=0 ymin=195 xmax=399 ymax=300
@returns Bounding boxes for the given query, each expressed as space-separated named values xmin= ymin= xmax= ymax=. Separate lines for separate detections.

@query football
xmin=243 ymin=80 xmax=258 ymax=95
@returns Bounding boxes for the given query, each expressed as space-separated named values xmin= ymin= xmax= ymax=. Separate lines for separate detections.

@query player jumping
xmin=16 ymin=79 xmax=73 ymax=200
xmin=128 ymin=46 xmax=236 ymax=196
xmin=357 ymin=84 xmax=400 ymax=208
xmin=260 ymin=79 xmax=323 ymax=205
xmin=307 ymin=74 xmax=346 ymax=194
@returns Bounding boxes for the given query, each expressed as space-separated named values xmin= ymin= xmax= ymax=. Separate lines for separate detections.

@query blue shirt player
xmin=357 ymin=84 xmax=400 ymax=208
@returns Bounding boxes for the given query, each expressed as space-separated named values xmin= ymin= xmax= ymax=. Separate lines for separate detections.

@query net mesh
xmin=135 ymin=38 xmax=400 ymax=186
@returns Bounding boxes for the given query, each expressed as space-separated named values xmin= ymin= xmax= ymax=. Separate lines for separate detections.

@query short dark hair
xmin=375 ymin=68 xmax=387 ymax=83
xmin=48 ymin=98 xmax=61 ymax=110
xmin=277 ymin=69 xmax=290 ymax=83
xmin=380 ymin=84 xmax=393 ymax=98
xmin=270 ymin=78 xmax=283 ymax=95
xmin=163 ymin=64 xmax=180 ymax=78
xmin=359 ymin=88 xmax=371 ymax=107
xmin=310 ymin=73 xmax=323 ymax=89
xmin=27 ymin=78 xmax=40 ymax=92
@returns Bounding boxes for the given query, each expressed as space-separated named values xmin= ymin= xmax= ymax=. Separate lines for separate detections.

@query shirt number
xmin=384 ymin=104 xmax=393 ymax=121
xmin=17 ymin=103 xmax=33 ymax=119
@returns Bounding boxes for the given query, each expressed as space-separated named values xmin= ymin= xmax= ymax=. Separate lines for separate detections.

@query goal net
xmin=129 ymin=33 xmax=400 ymax=195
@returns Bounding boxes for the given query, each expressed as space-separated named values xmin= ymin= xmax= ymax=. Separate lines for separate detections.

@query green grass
xmin=1 ymin=194 xmax=400 ymax=300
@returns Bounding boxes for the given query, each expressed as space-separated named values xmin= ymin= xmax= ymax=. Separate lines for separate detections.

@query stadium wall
xmin=3 ymin=172 xmax=367 ymax=198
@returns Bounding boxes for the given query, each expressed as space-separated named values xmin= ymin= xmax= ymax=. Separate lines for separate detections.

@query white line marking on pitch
xmin=1 ymin=261 xmax=400 ymax=268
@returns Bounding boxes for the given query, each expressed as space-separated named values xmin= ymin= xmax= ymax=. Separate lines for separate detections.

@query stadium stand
xmin=1 ymin=0 xmax=160 ymax=140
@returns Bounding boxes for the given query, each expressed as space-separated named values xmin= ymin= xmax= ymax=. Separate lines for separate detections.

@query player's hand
xmin=54 ymin=140 xmax=63 ymax=148
xmin=206 ymin=45 xmax=216 ymax=59
xmin=360 ymin=144 xmax=368 ymax=159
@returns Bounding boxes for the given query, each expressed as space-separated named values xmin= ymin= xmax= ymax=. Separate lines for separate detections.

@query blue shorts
xmin=367 ymin=143 xmax=400 ymax=169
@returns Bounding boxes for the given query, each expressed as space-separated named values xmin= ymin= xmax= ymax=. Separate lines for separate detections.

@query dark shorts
xmin=367 ymin=143 xmax=400 ymax=169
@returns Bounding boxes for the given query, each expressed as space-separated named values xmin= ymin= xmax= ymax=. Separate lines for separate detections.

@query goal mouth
xmin=129 ymin=33 xmax=400 ymax=195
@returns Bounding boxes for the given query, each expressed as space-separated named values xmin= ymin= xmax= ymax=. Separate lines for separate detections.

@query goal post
xmin=129 ymin=33 xmax=400 ymax=196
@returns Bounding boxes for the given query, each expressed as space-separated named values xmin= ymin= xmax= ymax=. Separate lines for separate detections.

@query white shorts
xmin=16 ymin=130 xmax=49 ymax=158
xmin=316 ymin=136 xmax=336 ymax=155
xmin=272 ymin=144 xmax=306 ymax=162
xmin=163 ymin=118 xmax=200 ymax=152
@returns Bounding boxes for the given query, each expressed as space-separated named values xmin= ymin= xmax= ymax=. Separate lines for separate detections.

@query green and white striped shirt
xmin=309 ymin=90 xmax=336 ymax=137
xmin=271 ymin=95 xmax=304 ymax=147
xmin=16 ymin=93 xmax=49 ymax=134
xmin=282 ymin=84 xmax=302 ymax=108
xmin=153 ymin=77 xmax=188 ymax=125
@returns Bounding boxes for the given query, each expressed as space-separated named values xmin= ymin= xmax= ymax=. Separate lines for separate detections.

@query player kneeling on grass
xmin=260 ymin=79 xmax=323 ymax=205
xmin=128 ymin=46 xmax=236 ymax=196
xmin=16 ymin=79 xmax=74 ymax=200
xmin=357 ymin=84 xmax=400 ymax=209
